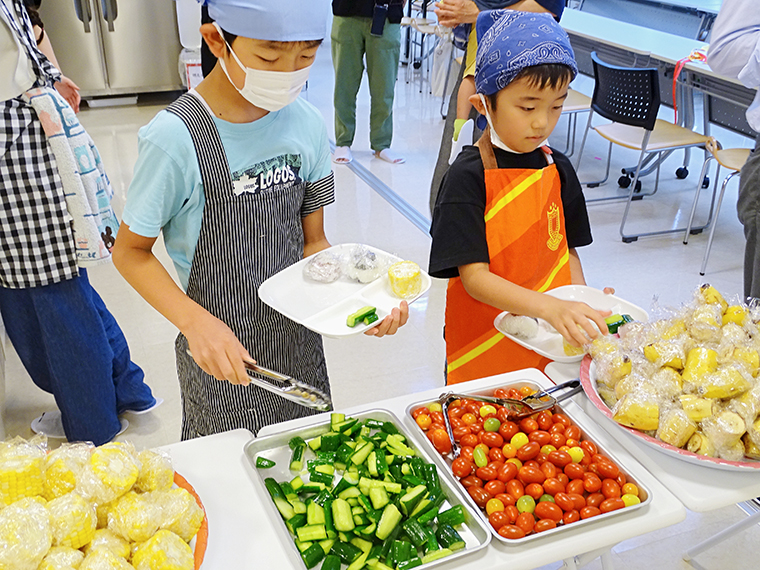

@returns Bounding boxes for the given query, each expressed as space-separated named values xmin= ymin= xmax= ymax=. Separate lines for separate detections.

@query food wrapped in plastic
xmin=79 ymin=548 xmax=135 ymax=570
xmin=107 ymin=491 xmax=161 ymax=543
xmin=728 ymin=382 xmax=760 ymax=426
xmin=78 ymin=443 xmax=140 ymax=505
xmin=95 ymin=502 xmax=112 ymax=529
xmin=387 ymin=260 xmax=422 ymax=299
xmin=732 ymin=345 xmax=760 ymax=377
xmin=719 ymin=438 xmax=747 ymax=461
xmin=134 ymin=450 xmax=174 ymax=494
xmin=131 ymin=529 xmax=193 ymax=570
xmin=681 ymin=347 xmax=719 ymax=385
xmin=303 ymin=250 xmax=343 ymax=283
xmin=698 ymin=283 xmax=729 ymax=313
xmin=701 ymin=409 xmax=746 ymax=454
xmin=687 ymin=303 xmax=723 ymax=343
xmin=38 ymin=545 xmax=85 ymax=570
xmin=345 ymin=245 xmax=389 ymax=283
xmin=746 ymin=417 xmax=760 ymax=449
xmin=743 ymin=433 xmax=760 ymax=460
xmin=43 ymin=443 xmax=93 ymax=501
xmin=643 ymin=338 xmax=686 ymax=370
xmin=150 ymin=488 xmax=205 ymax=543
xmin=496 ymin=314 xmax=538 ymax=340
xmin=650 ymin=366 xmax=683 ymax=400
xmin=656 ymin=407 xmax=697 ymax=448
xmin=594 ymin=353 xmax=633 ymax=389
xmin=679 ymin=394 xmax=715 ymax=423
xmin=0 ymin=436 xmax=46 ymax=506
xmin=47 ymin=491 xmax=97 ymax=550
xmin=687 ymin=430 xmax=716 ymax=457
xmin=612 ymin=371 xmax=650 ymax=402
xmin=82 ymin=528 xmax=131 ymax=559
xmin=693 ymin=364 xmax=752 ymax=399
xmin=612 ymin=388 xmax=660 ymax=431
xmin=0 ymin=496 xmax=52 ymax=570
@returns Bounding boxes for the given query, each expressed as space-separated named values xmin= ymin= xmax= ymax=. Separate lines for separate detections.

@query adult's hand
xmin=55 ymin=76 xmax=81 ymax=113
xmin=434 ymin=0 xmax=480 ymax=28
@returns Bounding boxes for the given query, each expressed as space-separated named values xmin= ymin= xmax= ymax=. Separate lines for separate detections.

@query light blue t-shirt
xmin=123 ymin=94 xmax=333 ymax=289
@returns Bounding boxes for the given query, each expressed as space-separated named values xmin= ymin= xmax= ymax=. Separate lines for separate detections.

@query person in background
xmin=428 ymin=10 xmax=611 ymax=384
xmin=23 ymin=0 xmax=81 ymax=112
xmin=707 ymin=0 xmax=760 ymax=301
xmin=331 ymin=0 xmax=406 ymax=165
xmin=0 ymin=0 xmax=159 ymax=445
xmin=112 ymin=0 xmax=409 ymax=440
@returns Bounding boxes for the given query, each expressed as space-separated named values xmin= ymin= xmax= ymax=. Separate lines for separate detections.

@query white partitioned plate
xmin=258 ymin=243 xmax=431 ymax=338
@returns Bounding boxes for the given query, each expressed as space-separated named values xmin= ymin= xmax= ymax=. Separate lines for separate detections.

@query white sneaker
xmin=449 ymin=119 xmax=474 ymax=164
xmin=121 ymin=397 xmax=164 ymax=415
xmin=31 ymin=411 xmax=128 ymax=440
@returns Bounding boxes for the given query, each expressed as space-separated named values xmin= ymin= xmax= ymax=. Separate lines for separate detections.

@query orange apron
xmin=445 ymin=131 xmax=573 ymax=384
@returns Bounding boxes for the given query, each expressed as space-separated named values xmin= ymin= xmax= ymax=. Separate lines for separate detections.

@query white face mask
xmin=214 ymin=23 xmax=311 ymax=112
xmin=478 ymin=94 xmax=548 ymax=154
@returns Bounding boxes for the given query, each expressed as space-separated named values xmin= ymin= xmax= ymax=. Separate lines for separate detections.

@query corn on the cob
xmin=43 ymin=443 xmax=92 ymax=501
xmin=131 ymin=529 xmax=194 ymax=570
xmin=78 ymin=443 xmax=140 ymax=505
xmin=79 ymin=547 xmax=135 ymax=570
xmin=107 ymin=491 xmax=160 ymax=543
xmin=47 ymin=491 xmax=97 ymax=549
xmin=0 ymin=437 xmax=46 ymax=506
xmin=0 ymin=496 xmax=52 ymax=570
xmin=82 ymin=528 xmax=131 ymax=559
xmin=134 ymin=450 xmax=174 ymax=494
xmin=38 ymin=545 xmax=85 ymax=570
xmin=150 ymin=488 xmax=205 ymax=543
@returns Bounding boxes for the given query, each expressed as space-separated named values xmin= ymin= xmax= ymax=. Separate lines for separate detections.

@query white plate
xmin=580 ymin=357 xmax=760 ymax=472
xmin=494 ymin=285 xmax=649 ymax=363
xmin=258 ymin=243 xmax=431 ymax=338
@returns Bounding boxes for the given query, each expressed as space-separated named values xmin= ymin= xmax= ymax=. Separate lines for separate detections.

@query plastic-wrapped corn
xmin=43 ymin=443 xmax=92 ymax=501
xmin=0 ymin=437 xmax=46 ymax=506
xmin=79 ymin=548 xmax=135 ymax=570
xmin=38 ymin=545 xmax=85 ymax=570
xmin=150 ymin=488 xmax=205 ymax=543
xmin=657 ymin=408 xmax=697 ymax=448
xmin=687 ymin=303 xmax=723 ymax=342
xmin=134 ymin=450 xmax=174 ymax=494
xmin=47 ymin=491 xmax=96 ymax=549
xmin=107 ymin=491 xmax=160 ymax=543
xmin=82 ymin=528 xmax=131 ymax=559
xmin=78 ymin=443 xmax=140 ymax=505
xmin=131 ymin=529 xmax=194 ymax=570
xmin=0 ymin=496 xmax=52 ymax=570
xmin=388 ymin=260 xmax=422 ymax=299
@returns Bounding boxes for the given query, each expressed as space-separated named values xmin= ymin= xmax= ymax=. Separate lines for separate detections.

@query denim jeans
xmin=0 ymin=269 xmax=156 ymax=445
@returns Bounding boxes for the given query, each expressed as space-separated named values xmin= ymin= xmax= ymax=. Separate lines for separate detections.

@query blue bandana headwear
xmin=474 ymin=0 xmax=564 ymax=21
xmin=474 ymin=10 xmax=577 ymax=97
xmin=199 ymin=0 xmax=329 ymax=41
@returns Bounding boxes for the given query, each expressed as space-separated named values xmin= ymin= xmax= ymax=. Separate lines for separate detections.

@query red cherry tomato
xmin=543 ymin=477 xmax=565 ymax=496
xmin=534 ymin=501 xmax=563 ymax=522
xmin=586 ymin=492 xmax=604 ymax=508
xmin=430 ymin=429 xmax=452 ymax=454
xmin=489 ymin=510 xmax=509 ymax=530
xmin=498 ymin=421 xmax=519 ymax=441
xmin=506 ymin=479 xmax=525 ymax=499
xmin=563 ymin=509 xmax=580 ymax=524
xmin=517 ymin=466 xmax=546 ymax=486
xmin=539 ymin=462 xmax=557 ymax=480
xmin=524 ymin=483 xmax=544 ymax=500
xmin=497 ymin=462 xmax=518 ymax=483
xmin=581 ymin=440 xmax=598 ymax=456
xmin=580 ymin=506 xmax=602 ymax=519
xmin=489 ymin=447 xmax=505 ymax=463
xmin=504 ymin=505 xmax=519 ymax=523
xmin=528 ymin=430 xmax=552 ymax=447
xmin=498 ymin=524 xmax=526 ymax=539
xmin=484 ymin=479 xmax=506 ymax=496
xmin=556 ymin=473 xmax=569 ymax=486
xmin=599 ymin=497 xmax=625 ymax=513
xmin=481 ymin=431 xmax=505 ymax=449
xmin=519 ymin=418 xmax=539 ymax=434
xmin=566 ymin=480 xmax=585 ymax=496
xmin=554 ymin=492 xmax=575 ymax=512
xmin=515 ymin=512 xmax=536 ymax=534
xmin=475 ymin=465 xmax=498 ymax=482
xmin=548 ymin=450 xmax=572 ymax=468
xmin=552 ymin=413 xmax=572 ymax=428
xmin=582 ymin=472 xmax=602 ymax=493
xmin=516 ymin=442 xmax=540 ymax=461
xmin=596 ymin=460 xmax=620 ymax=480
xmin=534 ymin=519 xmax=557 ymax=533
xmin=564 ymin=425 xmax=582 ymax=440
xmin=536 ymin=411 xmax=554 ymax=431
xmin=452 ymin=457 xmax=475 ymax=478
xmin=616 ymin=473 xmax=627 ymax=488
xmin=460 ymin=434 xmax=479 ymax=448
xmin=602 ymin=479 xmax=622 ymax=499
xmin=495 ymin=493 xmax=516 ymax=508
xmin=460 ymin=475 xmax=483 ymax=488
xmin=467 ymin=485 xmax=493 ymax=508
xmin=460 ymin=446 xmax=474 ymax=461
xmin=452 ymin=426 xmax=471 ymax=441
xmin=564 ymin=463 xmax=585 ymax=480
xmin=493 ymin=388 xmax=510 ymax=399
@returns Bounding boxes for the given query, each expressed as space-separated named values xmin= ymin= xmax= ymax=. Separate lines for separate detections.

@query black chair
xmin=575 ymin=52 xmax=712 ymax=242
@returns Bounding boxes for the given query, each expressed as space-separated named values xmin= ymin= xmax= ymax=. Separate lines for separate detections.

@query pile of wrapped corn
xmin=591 ymin=284 xmax=760 ymax=462
xmin=0 ymin=436 xmax=205 ymax=570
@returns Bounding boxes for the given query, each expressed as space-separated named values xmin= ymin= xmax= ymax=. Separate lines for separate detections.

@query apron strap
xmin=166 ymin=93 xmax=232 ymax=200
xmin=476 ymin=126 xmax=499 ymax=171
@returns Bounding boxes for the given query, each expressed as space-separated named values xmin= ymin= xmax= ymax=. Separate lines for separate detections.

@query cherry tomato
xmin=460 ymin=475 xmax=483 ymax=488
xmin=460 ymin=446 xmax=474 ymax=461
xmin=498 ymin=525 xmax=526 ymax=539
xmin=489 ymin=510 xmax=508 ymax=530
xmin=415 ymin=414 xmax=432 ymax=430
xmin=566 ymin=478 xmax=586 ymax=495
xmin=506 ymin=458 xmax=523 ymax=470
xmin=481 ymin=432 xmax=504 ymax=449
xmin=489 ymin=447 xmax=505 ymax=463
xmin=548 ymin=450 xmax=572 ymax=468
xmin=461 ymin=413 xmax=477 ymax=425
xmin=534 ymin=452 xmax=549 ymax=465
xmin=567 ymin=446 xmax=585 ymax=464
xmin=580 ymin=506 xmax=601 ymax=519
xmin=596 ymin=460 xmax=620 ymax=480
xmin=616 ymin=472 xmax=627 ymax=488
xmin=528 ymin=430 xmax=552 ymax=447
xmin=581 ymin=440 xmax=598 ymax=456
xmin=621 ymin=494 xmax=641 ymax=507
xmin=523 ymin=459 xmax=541 ymax=470
xmin=506 ymin=479 xmax=525 ymax=499
xmin=485 ymin=479 xmax=506 ymax=496
xmin=465 ymin=402 xmax=481 ymax=415
xmin=516 ymin=442 xmax=540 ymax=461
xmin=543 ymin=477 xmax=565 ymax=496
xmin=564 ymin=425 xmax=582 ymax=440
xmin=494 ymin=493 xmax=516 ymax=509
xmin=534 ymin=519 xmax=557 ymax=533
xmin=460 ymin=433 xmax=479 ymax=448
xmin=448 ymin=405 xmax=464 ymax=418
xmin=524 ymin=483 xmax=544 ymax=500
xmin=501 ymin=443 xmax=517 ymax=459
xmin=582 ymin=472 xmax=602 ymax=493
xmin=519 ymin=417 xmax=539 ymax=434
xmin=510 ymin=432 xmax=529 ymax=449
xmin=498 ymin=421 xmax=519 ymax=441
xmin=552 ymin=413 xmax=572 ymax=428
xmin=599 ymin=497 xmax=625 ymax=513
xmin=534 ymin=501 xmax=563 ymax=521
xmin=556 ymin=473 xmax=569 ymax=486
xmin=452 ymin=426 xmax=471 ymax=441
xmin=517 ymin=465 xmax=546 ymax=486
xmin=486 ymin=497 xmax=505 ymax=515
xmin=536 ymin=411 xmax=554 ymax=431
xmin=586 ymin=492 xmax=604 ymax=508
xmin=602 ymin=479 xmax=622 ymax=499
xmin=563 ymin=509 xmax=580 ymax=524
xmin=622 ymin=483 xmax=639 ymax=497
xmin=467 ymin=485 xmax=492 ymax=508
xmin=504 ymin=505 xmax=519 ymax=523
xmin=493 ymin=388 xmax=510 ymax=399
xmin=554 ymin=492 xmax=575 ymax=512
xmin=483 ymin=417 xmax=501 ymax=433
xmin=473 ymin=446 xmax=489 ymax=468
xmin=506 ymin=389 xmax=521 ymax=399
xmin=564 ymin=463 xmax=585 ymax=480
xmin=568 ymin=493 xmax=586 ymax=510
xmin=497 ymin=462 xmax=518 ymax=483
xmin=476 ymin=465 xmax=498 ymax=482
xmin=565 ymin=438 xmax=580 ymax=449
xmin=430 ymin=429 xmax=452 ymax=454
xmin=549 ymin=422 xmax=567 ymax=435
xmin=452 ymin=457 xmax=475 ymax=478
xmin=516 ymin=494 xmax=536 ymax=514
xmin=515 ymin=512 xmax=535 ymax=533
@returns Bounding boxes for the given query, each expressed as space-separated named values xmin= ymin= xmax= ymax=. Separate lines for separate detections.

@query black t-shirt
xmin=332 ymin=0 xmax=404 ymax=23
xmin=428 ymin=145 xmax=593 ymax=279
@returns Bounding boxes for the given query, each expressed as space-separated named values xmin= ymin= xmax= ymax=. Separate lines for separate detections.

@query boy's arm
xmin=112 ymin=224 xmax=252 ymax=386
xmin=568 ymin=248 xmax=587 ymax=285
xmin=458 ymin=261 xmax=608 ymax=347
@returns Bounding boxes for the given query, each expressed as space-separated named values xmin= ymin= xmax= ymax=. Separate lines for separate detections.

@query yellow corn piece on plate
xmin=132 ymin=529 xmax=194 ymax=570
xmin=48 ymin=492 xmax=97 ymax=549
xmin=38 ymin=545 xmax=85 ymax=570
xmin=0 ymin=496 xmax=52 ymax=570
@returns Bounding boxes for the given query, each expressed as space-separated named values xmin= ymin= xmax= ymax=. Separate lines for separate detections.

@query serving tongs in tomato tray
xmin=439 ymin=379 xmax=582 ymax=459
xmin=186 ymin=349 xmax=332 ymax=411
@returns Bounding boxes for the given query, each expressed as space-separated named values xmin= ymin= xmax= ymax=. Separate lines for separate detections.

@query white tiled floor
xmin=3 ymin=33 xmax=759 ymax=570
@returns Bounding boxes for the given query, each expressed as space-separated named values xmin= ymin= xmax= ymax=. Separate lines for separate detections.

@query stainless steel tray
xmin=403 ymin=380 xmax=652 ymax=546
xmin=243 ymin=408 xmax=492 ymax=569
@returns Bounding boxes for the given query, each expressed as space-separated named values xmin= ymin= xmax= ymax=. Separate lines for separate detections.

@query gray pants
xmin=738 ymin=137 xmax=760 ymax=300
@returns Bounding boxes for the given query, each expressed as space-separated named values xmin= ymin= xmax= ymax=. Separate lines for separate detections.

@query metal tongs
xmin=186 ymin=349 xmax=332 ymax=411
xmin=439 ymin=379 xmax=582 ymax=459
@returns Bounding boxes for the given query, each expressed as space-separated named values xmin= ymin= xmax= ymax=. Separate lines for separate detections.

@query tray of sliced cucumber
xmin=243 ymin=408 xmax=491 ymax=570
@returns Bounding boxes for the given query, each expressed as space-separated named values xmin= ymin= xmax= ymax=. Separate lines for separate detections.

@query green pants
xmin=331 ymin=16 xmax=401 ymax=151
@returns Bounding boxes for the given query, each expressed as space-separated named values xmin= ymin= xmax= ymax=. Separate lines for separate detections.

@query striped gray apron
xmin=167 ymin=94 xmax=330 ymax=440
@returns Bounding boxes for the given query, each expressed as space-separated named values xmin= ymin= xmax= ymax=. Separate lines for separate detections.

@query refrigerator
xmin=38 ymin=0 xmax=183 ymax=97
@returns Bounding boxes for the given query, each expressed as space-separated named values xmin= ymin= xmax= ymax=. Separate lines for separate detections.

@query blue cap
xmin=474 ymin=10 xmax=577 ymax=96
xmin=200 ymin=0 xmax=329 ymax=41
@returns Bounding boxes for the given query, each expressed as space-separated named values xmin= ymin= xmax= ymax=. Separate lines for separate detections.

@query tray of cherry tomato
xmin=405 ymin=381 xmax=651 ymax=544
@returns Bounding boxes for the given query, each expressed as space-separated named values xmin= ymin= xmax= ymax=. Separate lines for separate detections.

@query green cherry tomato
xmin=516 ymin=494 xmax=536 ymax=514
xmin=480 ymin=404 xmax=498 ymax=418
xmin=484 ymin=417 xmax=501 ymax=432
xmin=567 ymin=446 xmax=585 ymax=463
xmin=538 ymin=494 xmax=555 ymax=503
xmin=510 ymin=432 xmax=529 ymax=449
xmin=473 ymin=446 xmax=489 ymax=468
xmin=621 ymin=494 xmax=641 ymax=507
